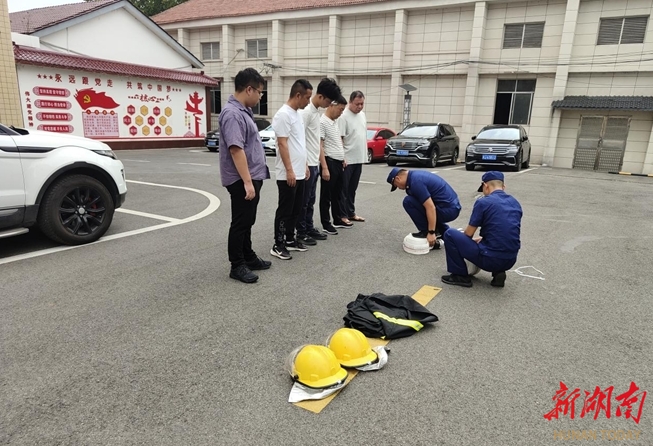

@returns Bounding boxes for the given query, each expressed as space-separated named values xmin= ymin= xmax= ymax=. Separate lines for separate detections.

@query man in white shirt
xmin=338 ymin=90 xmax=368 ymax=225
xmin=319 ymin=96 xmax=348 ymax=235
xmin=270 ymin=79 xmax=313 ymax=260
xmin=297 ymin=78 xmax=342 ymax=246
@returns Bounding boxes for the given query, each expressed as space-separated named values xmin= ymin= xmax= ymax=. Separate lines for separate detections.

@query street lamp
xmin=399 ymin=83 xmax=417 ymax=130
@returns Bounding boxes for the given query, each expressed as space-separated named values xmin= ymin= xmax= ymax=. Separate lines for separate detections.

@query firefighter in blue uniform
xmin=387 ymin=167 xmax=461 ymax=250
xmin=440 ymin=171 xmax=522 ymax=288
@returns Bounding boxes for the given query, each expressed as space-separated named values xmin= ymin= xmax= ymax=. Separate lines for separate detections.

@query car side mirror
xmin=471 ymin=135 xmax=477 ymax=140
xmin=522 ymin=136 xmax=529 ymax=141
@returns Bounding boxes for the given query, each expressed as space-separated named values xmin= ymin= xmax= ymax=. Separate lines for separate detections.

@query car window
xmin=476 ymin=127 xmax=520 ymax=140
xmin=367 ymin=130 xmax=377 ymax=139
xmin=440 ymin=126 xmax=451 ymax=137
xmin=379 ymin=130 xmax=393 ymax=139
xmin=400 ymin=126 xmax=438 ymax=138
xmin=448 ymin=125 xmax=456 ymax=135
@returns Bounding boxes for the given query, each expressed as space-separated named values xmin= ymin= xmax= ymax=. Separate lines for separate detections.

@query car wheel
xmin=207 ymin=146 xmax=218 ymax=153
xmin=427 ymin=149 xmax=439 ymax=168
xmin=367 ymin=148 xmax=373 ymax=164
xmin=38 ymin=174 xmax=115 ymax=245
xmin=465 ymin=163 xmax=475 ymax=171
xmin=522 ymin=152 xmax=530 ymax=168
xmin=512 ymin=151 xmax=522 ymax=172
xmin=449 ymin=147 xmax=459 ymax=165
xmin=387 ymin=159 xmax=397 ymax=166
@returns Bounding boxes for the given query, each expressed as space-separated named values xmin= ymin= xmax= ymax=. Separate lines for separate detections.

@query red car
xmin=367 ymin=127 xmax=396 ymax=163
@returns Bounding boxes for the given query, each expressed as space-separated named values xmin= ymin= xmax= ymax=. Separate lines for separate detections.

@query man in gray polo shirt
xmin=219 ymin=68 xmax=271 ymax=284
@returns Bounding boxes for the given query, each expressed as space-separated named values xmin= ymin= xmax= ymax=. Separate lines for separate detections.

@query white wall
xmin=17 ymin=64 xmax=209 ymax=139
xmin=401 ymin=75 xmax=467 ymax=129
xmin=42 ymin=8 xmax=192 ymax=70
xmin=283 ymin=19 xmax=329 ymax=75
xmin=337 ymin=76 xmax=392 ymax=126
xmin=339 ymin=13 xmax=395 ymax=74
xmin=188 ymin=26 xmax=223 ymax=77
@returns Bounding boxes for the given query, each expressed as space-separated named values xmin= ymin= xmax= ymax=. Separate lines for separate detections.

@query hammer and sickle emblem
xmin=83 ymin=94 xmax=91 ymax=104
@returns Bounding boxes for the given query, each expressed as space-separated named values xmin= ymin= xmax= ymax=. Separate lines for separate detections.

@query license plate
xmin=482 ymin=154 xmax=496 ymax=160
xmin=208 ymin=140 xmax=217 ymax=146
xmin=397 ymin=150 xmax=409 ymax=156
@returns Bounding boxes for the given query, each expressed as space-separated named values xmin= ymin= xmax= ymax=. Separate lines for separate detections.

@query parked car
xmin=205 ymin=129 xmax=219 ymax=152
xmin=254 ymin=118 xmax=271 ymax=131
xmin=367 ymin=127 xmax=396 ymax=163
xmin=465 ymin=125 xmax=531 ymax=172
xmin=385 ymin=122 xmax=459 ymax=168
xmin=259 ymin=125 xmax=277 ymax=155
xmin=0 ymin=124 xmax=127 ymax=245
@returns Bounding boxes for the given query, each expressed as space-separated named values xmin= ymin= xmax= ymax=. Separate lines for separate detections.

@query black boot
xmin=491 ymin=271 xmax=506 ymax=288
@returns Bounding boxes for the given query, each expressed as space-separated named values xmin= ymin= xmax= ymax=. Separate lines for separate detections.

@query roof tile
xmin=551 ymin=96 xmax=653 ymax=111
xmin=153 ymin=0 xmax=389 ymax=24
xmin=10 ymin=0 xmax=122 ymax=34
xmin=13 ymin=45 xmax=218 ymax=86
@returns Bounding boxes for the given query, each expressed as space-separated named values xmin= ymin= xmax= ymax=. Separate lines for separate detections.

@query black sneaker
xmin=297 ymin=234 xmax=317 ymax=246
xmin=441 ymin=274 xmax=473 ymax=288
xmin=323 ymin=224 xmax=338 ymax=235
xmin=412 ymin=230 xmax=427 ymax=238
xmin=286 ymin=239 xmax=308 ymax=252
xmin=229 ymin=265 xmax=259 ymax=283
xmin=245 ymin=256 xmax=272 ymax=270
xmin=333 ymin=220 xmax=353 ymax=228
xmin=270 ymin=244 xmax=292 ymax=260
xmin=307 ymin=229 xmax=328 ymax=240
xmin=431 ymin=239 xmax=442 ymax=250
xmin=491 ymin=271 xmax=507 ymax=288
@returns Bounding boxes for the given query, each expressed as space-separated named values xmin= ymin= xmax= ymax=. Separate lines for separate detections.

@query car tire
xmin=512 ymin=151 xmax=523 ymax=172
xmin=367 ymin=148 xmax=373 ymax=164
xmin=207 ymin=146 xmax=218 ymax=152
xmin=387 ymin=159 xmax=397 ymax=166
xmin=522 ymin=152 xmax=530 ymax=168
xmin=38 ymin=174 xmax=115 ymax=245
xmin=449 ymin=147 xmax=459 ymax=165
xmin=465 ymin=163 xmax=475 ymax=171
xmin=427 ymin=149 xmax=439 ymax=168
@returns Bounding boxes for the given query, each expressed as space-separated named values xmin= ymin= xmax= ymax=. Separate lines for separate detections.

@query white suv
xmin=0 ymin=124 xmax=127 ymax=245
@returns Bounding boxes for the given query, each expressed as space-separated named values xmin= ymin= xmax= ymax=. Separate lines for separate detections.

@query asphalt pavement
xmin=1 ymin=148 xmax=651 ymax=445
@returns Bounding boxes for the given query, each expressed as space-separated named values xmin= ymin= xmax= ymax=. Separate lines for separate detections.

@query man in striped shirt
xmin=319 ymin=96 xmax=348 ymax=235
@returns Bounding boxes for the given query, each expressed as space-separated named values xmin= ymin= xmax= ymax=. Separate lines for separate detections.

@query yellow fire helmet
xmin=286 ymin=345 xmax=348 ymax=389
xmin=326 ymin=328 xmax=379 ymax=368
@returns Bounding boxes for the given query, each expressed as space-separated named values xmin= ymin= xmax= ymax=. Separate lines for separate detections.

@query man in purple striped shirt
xmin=219 ymin=68 xmax=271 ymax=283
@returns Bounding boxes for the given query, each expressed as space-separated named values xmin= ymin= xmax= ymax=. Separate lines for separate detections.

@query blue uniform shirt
xmin=406 ymin=171 xmax=461 ymax=210
xmin=469 ymin=190 xmax=522 ymax=259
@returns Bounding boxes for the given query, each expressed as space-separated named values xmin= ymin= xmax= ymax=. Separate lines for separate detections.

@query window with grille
xmin=210 ymin=83 xmax=221 ymax=114
xmin=251 ymin=81 xmax=268 ymax=115
xmin=246 ymin=39 xmax=268 ymax=58
xmin=503 ymin=23 xmax=545 ymax=49
xmin=200 ymin=42 xmax=220 ymax=60
xmin=597 ymin=16 xmax=648 ymax=45
xmin=493 ymin=80 xmax=536 ymax=125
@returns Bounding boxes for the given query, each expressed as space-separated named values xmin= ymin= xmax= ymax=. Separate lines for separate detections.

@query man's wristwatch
xmin=428 ymin=230 xmax=437 ymax=235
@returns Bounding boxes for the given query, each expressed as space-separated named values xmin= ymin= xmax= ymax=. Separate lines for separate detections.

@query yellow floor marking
xmin=294 ymin=285 xmax=442 ymax=413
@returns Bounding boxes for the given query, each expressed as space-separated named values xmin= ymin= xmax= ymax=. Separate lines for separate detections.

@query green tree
xmin=85 ymin=0 xmax=190 ymax=17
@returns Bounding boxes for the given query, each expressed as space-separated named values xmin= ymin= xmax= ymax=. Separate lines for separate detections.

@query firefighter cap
xmin=286 ymin=345 xmax=348 ymax=389
xmin=327 ymin=328 xmax=379 ymax=368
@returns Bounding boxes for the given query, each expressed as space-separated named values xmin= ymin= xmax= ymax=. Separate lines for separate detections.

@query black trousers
xmin=226 ymin=179 xmax=263 ymax=268
xmin=341 ymin=163 xmax=362 ymax=218
xmin=274 ymin=179 xmax=305 ymax=245
xmin=320 ymin=156 xmax=345 ymax=226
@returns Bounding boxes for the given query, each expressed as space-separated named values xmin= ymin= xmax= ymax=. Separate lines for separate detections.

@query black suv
xmin=465 ymin=125 xmax=531 ymax=172
xmin=385 ymin=122 xmax=460 ymax=168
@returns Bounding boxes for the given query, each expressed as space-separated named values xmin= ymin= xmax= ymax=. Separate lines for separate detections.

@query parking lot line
xmin=0 ymin=180 xmax=220 ymax=266
xmin=116 ymin=208 xmax=181 ymax=222
xmin=178 ymin=162 xmax=212 ymax=167
xmin=120 ymin=159 xmax=151 ymax=163
xmin=359 ymin=181 xmax=376 ymax=184
xmin=511 ymin=167 xmax=538 ymax=175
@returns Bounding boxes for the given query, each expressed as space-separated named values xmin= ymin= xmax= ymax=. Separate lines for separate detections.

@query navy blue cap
xmin=387 ymin=167 xmax=401 ymax=191
xmin=478 ymin=171 xmax=504 ymax=192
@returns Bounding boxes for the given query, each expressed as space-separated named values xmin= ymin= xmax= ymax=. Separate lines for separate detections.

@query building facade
xmin=155 ymin=0 xmax=653 ymax=174
xmin=0 ymin=0 xmax=22 ymax=126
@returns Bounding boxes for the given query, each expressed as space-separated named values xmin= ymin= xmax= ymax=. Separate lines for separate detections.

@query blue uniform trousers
xmin=442 ymin=229 xmax=517 ymax=276
xmin=403 ymin=195 xmax=460 ymax=236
